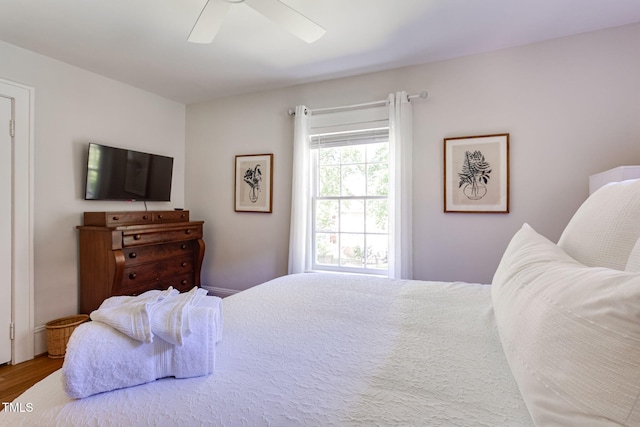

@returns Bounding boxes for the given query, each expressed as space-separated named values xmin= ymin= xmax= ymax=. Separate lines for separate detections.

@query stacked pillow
xmin=557 ymin=178 xmax=640 ymax=270
xmin=492 ymin=178 xmax=640 ymax=426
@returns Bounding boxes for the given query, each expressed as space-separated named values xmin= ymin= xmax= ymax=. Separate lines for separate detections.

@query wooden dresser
xmin=77 ymin=210 xmax=205 ymax=313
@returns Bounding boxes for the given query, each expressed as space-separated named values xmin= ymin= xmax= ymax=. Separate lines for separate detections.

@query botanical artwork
xmin=458 ymin=150 xmax=491 ymax=200
xmin=444 ymin=134 xmax=509 ymax=213
xmin=235 ymin=154 xmax=273 ymax=213
xmin=243 ymin=164 xmax=263 ymax=203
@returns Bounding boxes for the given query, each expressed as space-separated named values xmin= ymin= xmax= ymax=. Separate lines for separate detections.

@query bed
xmin=3 ymin=177 xmax=640 ymax=426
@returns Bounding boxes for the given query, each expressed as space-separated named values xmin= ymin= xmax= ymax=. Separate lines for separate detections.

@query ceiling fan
xmin=188 ymin=0 xmax=326 ymax=44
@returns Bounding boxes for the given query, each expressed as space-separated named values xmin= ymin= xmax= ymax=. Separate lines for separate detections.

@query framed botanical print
xmin=234 ymin=153 xmax=273 ymax=213
xmin=444 ymin=134 xmax=509 ymax=213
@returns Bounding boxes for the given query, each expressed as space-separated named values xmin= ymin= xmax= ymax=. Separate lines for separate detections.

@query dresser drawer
xmin=120 ymin=257 xmax=194 ymax=292
xmin=122 ymin=224 xmax=202 ymax=247
xmin=123 ymin=255 xmax=194 ymax=281
xmin=84 ymin=211 xmax=154 ymax=227
xmin=114 ymin=272 xmax=196 ymax=297
xmin=153 ymin=211 xmax=189 ymax=222
xmin=122 ymin=241 xmax=195 ymax=266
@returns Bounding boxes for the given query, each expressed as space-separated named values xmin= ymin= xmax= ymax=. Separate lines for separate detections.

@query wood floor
xmin=0 ymin=355 xmax=63 ymax=409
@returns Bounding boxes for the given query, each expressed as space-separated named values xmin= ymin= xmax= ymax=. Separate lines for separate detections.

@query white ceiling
xmin=1 ymin=0 xmax=640 ymax=104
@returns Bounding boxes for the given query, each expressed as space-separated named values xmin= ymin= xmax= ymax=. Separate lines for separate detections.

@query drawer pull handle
xmin=157 ymin=215 xmax=163 ymax=219
xmin=129 ymin=252 xmax=137 ymax=259
xmin=181 ymin=280 xmax=188 ymax=285
xmin=181 ymin=214 xmax=186 ymax=218
xmin=142 ymin=215 xmax=149 ymax=220
xmin=134 ymin=234 xmax=142 ymax=240
xmin=129 ymin=273 xmax=137 ymax=280
xmin=112 ymin=216 xmax=120 ymax=221
xmin=185 ymin=229 xmax=192 ymax=235
xmin=181 ymin=244 xmax=187 ymax=250
xmin=181 ymin=262 xmax=187 ymax=267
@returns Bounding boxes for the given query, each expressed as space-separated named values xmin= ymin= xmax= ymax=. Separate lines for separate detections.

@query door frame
xmin=0 ymin=78 xmax=35 ymax=364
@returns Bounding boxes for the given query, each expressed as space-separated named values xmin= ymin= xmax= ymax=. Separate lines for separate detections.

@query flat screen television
xmin=84 ymin=143 xmax=174 ymax=201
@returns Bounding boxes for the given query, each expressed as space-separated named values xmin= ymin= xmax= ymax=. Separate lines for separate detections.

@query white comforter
xmin=2 ymin=273 xmax=532 ymax=426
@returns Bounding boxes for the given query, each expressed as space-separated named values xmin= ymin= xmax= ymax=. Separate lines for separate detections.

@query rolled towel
xmin=63 ymin=295 xmax=222 ymax=399
xmin=62 ymin=321 xmax=158 ymax=399
xmin=90 ymin=288 xmax=178 ymax=343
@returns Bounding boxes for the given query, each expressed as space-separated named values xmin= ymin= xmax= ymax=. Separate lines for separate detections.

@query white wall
xmin=186 ymin=23 xmax=640 ymax=291
xmin=0 ymin=41 xmax=186 ymax=330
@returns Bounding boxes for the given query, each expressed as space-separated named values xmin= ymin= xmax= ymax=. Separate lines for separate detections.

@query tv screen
xmin=84 ymin=143 xmax=174 ymax=201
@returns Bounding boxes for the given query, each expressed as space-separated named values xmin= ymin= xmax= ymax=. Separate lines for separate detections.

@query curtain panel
xmin=388 ymin=91 xmax=413 ymax=279
xmin=288 ymin=105 xmax=312 ymax=274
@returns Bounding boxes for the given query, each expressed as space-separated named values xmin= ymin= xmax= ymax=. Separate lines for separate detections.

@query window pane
xmin=366 ymin=142 xmax=388 ymax=163
xmin=316 ymin=200 xmax=339 ymax=232
xmin=311 ymin=132 xmax=391 ymax=274
xmin=366 ymin=199 xmax=388 ymax=233
xmin=340 ymin=145 xmax=365 ymax=164
xmin=367 ymin=163 xmax=388 ymax=196
xmin=340 ymin=199 xmax=364 ymax=233
xmin=318 ymin=165 xmax=340 ymax=197
xmin=316 ymin=233 xmax=339 ymax=266
xmin=341 ymin=164 xmax=366 ymax=196
xmin=340 ymin=233 xmax=365 ymax=268
xmin=366 ymin=234 xmax=388 ymax=270
xmin=319 ymin=147 xmax=340 ymax=165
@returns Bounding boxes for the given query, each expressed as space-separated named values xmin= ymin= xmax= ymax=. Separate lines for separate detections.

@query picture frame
xmin=234 ymin=153 xmax=273 ymax=213
xmin=444 ymin=134 xmax=509 ymax=213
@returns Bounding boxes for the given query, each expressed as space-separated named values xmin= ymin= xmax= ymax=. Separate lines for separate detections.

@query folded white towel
xmin=157 ymin=296 xmax=219 ymax=379
xmin=63 ymin=295 xmax=222 ymax=399
xmin=90 ymin=288 xmax=178 ymax=343
xmin=151 ymin=287 xmax=209 ymax=345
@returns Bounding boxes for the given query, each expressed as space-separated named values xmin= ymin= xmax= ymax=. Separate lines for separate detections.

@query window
xmin=289 ymin=93 xmax=413 ymax=279
xmin=311 ymin=128 xmax=389 ymax=274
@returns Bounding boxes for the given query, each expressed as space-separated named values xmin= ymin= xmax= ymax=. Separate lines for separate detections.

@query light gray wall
xmin=0 ymin=41 xmax=186 ymax=327
xmin=186 ymin=23 xmax=640 ymax=291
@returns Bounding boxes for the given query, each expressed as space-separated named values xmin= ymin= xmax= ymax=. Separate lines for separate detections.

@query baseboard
xmin=202 ymin=286 xmax=239 ymax=298
xmin=34 ymin=325 xmax=47 ymax=357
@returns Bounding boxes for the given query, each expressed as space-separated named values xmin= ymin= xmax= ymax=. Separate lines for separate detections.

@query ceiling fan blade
xmin=244 ymin=0 xmax=326 ymax=43
xmin=188 ymin=0 xmax=232 ymax=44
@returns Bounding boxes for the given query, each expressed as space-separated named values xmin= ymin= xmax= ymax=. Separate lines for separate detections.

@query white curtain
xmin=288 ymin=105 xmax=311 ymax=274
xmin=388 ymin=92 xmax=413 ymax=279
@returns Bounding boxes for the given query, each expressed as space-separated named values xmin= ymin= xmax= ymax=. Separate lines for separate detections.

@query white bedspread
xmin=1 ymin=273 xmax=532 ymax=426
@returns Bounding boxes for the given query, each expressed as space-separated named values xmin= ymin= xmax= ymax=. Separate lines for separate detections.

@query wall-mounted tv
xmin=84 ymin=143 xmax=174 ymax=201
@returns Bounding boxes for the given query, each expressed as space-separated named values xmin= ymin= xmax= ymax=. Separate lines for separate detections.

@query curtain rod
xmin=287 ymin=91 xmax=428 ymax=116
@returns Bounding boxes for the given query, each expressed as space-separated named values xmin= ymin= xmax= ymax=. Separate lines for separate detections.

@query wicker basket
xmin=45 ymin=314 xmax=89 ymax=358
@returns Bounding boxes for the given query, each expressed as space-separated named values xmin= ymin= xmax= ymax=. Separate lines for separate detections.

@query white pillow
xmin=492 ymin=223 xmax=640 ymax=426
xmin=625 ymin=237 xmax=640 ymax=272
xmin=557 ymin=178 xmax=640 ymax=270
